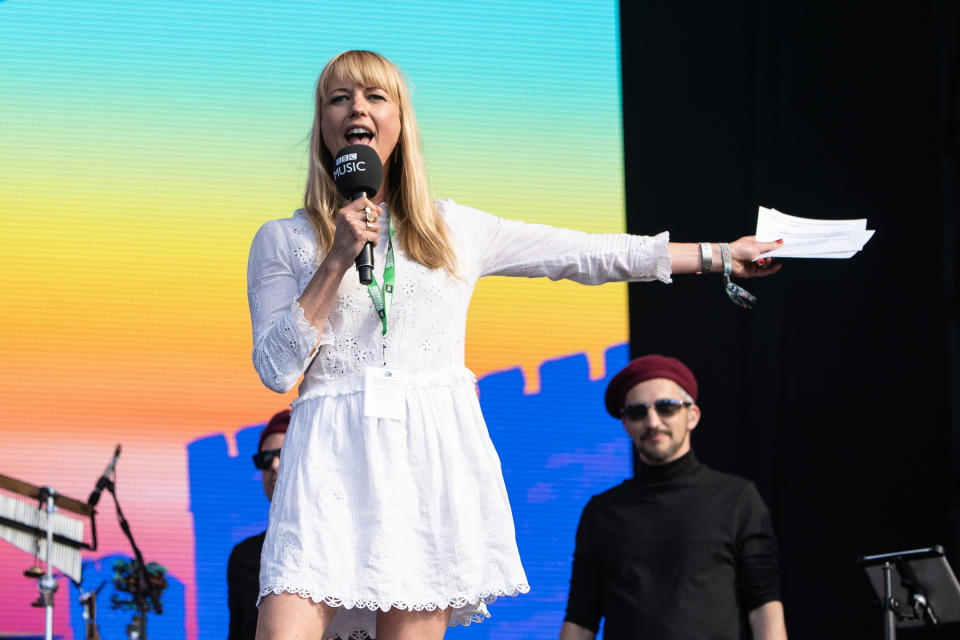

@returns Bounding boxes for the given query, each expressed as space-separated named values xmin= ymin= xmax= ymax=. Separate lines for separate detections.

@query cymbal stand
xmin=38 ymin=487 xmax=58 ymax=640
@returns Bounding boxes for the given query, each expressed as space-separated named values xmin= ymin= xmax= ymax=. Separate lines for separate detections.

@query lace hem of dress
xmin=257 ymin=582 xmax=530 ymax=633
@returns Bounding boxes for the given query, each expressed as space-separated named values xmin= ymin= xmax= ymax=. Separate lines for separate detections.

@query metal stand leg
xmin=39 ymin=491 xmax=59 ymax=640
xmin=883 ymin=562 xmax=897 ymax=640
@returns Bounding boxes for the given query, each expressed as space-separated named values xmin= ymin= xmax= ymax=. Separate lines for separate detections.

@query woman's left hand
xmin=729 ymin=236 xmax=784 ymax=278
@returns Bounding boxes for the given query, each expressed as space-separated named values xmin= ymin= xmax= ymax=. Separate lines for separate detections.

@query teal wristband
xmin=719 ymin=242 xmax=732 ymax=276
xmin=719 ymin=242 xmax=757 ymax=309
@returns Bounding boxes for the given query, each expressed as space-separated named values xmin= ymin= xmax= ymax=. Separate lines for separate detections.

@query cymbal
xmin=23 ymin=566 xmax=44 ymax=578
xmin=0 ymin=473 xmax=92 ymax=517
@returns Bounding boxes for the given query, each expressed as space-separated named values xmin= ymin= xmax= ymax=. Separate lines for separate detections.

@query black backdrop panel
xmin=619 ymin=1 xmax=959 ymax=637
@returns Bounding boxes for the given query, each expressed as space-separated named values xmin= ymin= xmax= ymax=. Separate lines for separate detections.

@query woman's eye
xmin=329 ymin=95 xmax=348 ymax=104
xmin=369 ymin=93 xmax=387 ymax=101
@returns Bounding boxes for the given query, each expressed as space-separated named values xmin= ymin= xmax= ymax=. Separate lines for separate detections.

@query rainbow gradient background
xmin=0 ymin=1 xmax=640 ymax=637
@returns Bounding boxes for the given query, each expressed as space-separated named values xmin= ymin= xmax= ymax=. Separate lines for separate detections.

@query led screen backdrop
xmin=0 ymin=1 xmax=636 ymax=637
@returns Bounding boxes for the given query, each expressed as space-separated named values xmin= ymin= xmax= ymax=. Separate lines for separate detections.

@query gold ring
xmin=365 ymin=221 xmax=374 ymax=231
xmin=364 ymin=207 xmax=375 ymax=222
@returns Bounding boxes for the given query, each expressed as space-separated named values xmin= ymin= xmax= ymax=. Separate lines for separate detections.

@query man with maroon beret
xmin=228 ymin=410 xmax=290 ymax=640
xmin=560 ymin=355 xmax=788 ymax=640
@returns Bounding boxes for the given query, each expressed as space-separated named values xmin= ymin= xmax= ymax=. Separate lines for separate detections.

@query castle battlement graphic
xmin=184 ymin=344 xmax=631 ymax=639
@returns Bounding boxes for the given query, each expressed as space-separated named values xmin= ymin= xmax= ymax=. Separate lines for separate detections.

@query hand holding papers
xmin=755 ymin=206 xmax=874 ymax=259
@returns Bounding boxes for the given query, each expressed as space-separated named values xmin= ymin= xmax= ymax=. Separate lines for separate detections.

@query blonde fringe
xmin=302 ymin=50 xmax=458 ymax=276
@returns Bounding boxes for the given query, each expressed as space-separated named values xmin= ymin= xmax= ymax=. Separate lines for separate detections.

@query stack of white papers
xmin=755 ymin=206 xmax=874 ymax=259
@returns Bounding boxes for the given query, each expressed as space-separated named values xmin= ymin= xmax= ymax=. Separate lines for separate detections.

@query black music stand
xmin=858 ymin=546 xmax=960 ymax=639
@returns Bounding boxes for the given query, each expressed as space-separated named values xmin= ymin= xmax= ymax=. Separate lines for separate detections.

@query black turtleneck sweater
xmin=564 ymin=451 xmax=781 ymax=639
xmin=227 ymin=531 xmax=266 ymax=640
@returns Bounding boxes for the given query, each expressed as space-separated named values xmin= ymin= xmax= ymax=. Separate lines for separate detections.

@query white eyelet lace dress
xmin=246 ymin=199 xmax=671 ymax=639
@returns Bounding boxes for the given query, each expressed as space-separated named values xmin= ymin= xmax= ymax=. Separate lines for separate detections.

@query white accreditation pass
xmin=363 ymin=367 xmax=407 ymax=421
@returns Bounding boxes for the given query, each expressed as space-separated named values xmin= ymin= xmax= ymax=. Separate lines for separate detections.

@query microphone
xmin=331 ymin=144 xmax=383 ymax=285
xmin=87 ymin=444 xmax=121 ymax=508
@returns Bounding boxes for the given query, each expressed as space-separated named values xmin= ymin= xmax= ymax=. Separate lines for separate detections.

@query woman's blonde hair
xmin=303 ymin=50 xmax=457 ymax=274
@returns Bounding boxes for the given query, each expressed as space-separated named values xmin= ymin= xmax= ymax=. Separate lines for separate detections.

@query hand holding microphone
xmin=331 ymin=144 xmax=384 ymax=285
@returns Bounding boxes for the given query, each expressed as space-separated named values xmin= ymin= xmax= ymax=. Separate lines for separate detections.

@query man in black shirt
xmin=227 ymin=409 xmax=289 ymax=640
xmin=560 ymin=355 xmax=787 ymax=640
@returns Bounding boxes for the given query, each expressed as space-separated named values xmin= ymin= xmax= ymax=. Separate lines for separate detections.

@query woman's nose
xmin=351 ymin=95 xmax=368 ymax=115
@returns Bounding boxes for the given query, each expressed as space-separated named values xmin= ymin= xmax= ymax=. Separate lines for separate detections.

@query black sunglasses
xmin=252 ymin=448 xmax=281 ymax=470
xmin=621 ymin=399 xmax=692 ymax=421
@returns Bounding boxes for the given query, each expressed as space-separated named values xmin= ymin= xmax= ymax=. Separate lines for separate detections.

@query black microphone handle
xmin=352 ymin=190 xmax=374 ymax=285
xmin=87 ymin=481 xmax=110 ymax=508
xmin=88 ymin=444 xmax=121 ymax=507
xmin=356 ymin=243 xmax=374 ymax=285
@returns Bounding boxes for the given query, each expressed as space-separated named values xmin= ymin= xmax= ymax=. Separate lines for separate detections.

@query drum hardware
xmin=1 ymin=447 xmax=166 ymax=640
xmin=96 ymin=456 xmax=164 ymax=640
xmin=23 ymin=566 xmax=44 ymax=579
xmin=0 ymin=476 xmax=91 ymax=640
xmin=79 ymin=581 xmax=106 ymax=640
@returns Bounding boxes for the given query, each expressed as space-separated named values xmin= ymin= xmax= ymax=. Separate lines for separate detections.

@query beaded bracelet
xmin=719 ymin=242 xmax=757 ymax=309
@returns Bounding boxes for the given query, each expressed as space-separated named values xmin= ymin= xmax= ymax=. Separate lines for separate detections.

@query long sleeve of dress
xmin=247 ymin=219 xmax=329 ymax=393
xmin=443 ymin=200 xmax=672 ymax=284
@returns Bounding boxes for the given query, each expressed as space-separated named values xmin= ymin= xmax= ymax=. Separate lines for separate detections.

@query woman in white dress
xmin=248 ymin=50 xmax=781 ymax=640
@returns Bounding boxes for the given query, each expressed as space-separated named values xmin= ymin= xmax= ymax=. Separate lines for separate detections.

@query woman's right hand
xmin=296 ymin=198 xmax=384 ymax=348
xmin=328 ymin=198 xmax=383 ymax=269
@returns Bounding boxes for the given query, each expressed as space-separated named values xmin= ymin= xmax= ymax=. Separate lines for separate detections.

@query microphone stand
xmin=106 ymin=480 xmax=149 ymax=640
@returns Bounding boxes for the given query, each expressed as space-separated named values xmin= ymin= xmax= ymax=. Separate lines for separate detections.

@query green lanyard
xmin=366 ymin=213 xmax=395 ymax=337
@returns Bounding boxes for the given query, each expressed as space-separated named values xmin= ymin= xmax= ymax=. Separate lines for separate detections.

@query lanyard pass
xmin=365 ymin=213 xmax=395 ymax=337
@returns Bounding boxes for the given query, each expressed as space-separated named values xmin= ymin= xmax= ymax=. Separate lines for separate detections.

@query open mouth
xmin=346 ymin=127 xmax=374 ymax=145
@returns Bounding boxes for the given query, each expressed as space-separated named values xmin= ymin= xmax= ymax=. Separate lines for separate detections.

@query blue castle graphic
xmin=184 ymin=344 xmax=632 ymax=639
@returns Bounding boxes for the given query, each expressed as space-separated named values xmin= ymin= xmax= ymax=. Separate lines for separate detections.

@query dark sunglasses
xmin=252 ymin=448 xmax=281 ymax=470
xmin=621 ymin=399 xmax=692 ymax=421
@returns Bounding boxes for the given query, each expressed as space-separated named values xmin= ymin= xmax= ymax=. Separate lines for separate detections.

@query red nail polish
xmin=776 ymin=239 xmax=784 ymax=244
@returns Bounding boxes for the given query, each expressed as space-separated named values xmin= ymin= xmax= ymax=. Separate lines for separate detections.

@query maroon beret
xmin=258 ymin=409 xmax=290 ymax=451
xmin=604 ymin=355 xmax=698 ymax=418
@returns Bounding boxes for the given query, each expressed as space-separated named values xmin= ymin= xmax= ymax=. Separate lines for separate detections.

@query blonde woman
xmin=247 ymin=50 xmax=780 ymax=640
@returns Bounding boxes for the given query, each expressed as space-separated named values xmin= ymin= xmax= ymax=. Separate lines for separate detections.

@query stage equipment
xmin=79 ymin=580 xmax=106 ymax=640
xmin=110 ymin=557 xmax=168 ymax=638
xmin=100 ymin=466 xmax=164 ymax=639
xmin=858 ymin=546 xmax=960 ymax=639
xmin=0 ymin=474 xmax=92 ymax=640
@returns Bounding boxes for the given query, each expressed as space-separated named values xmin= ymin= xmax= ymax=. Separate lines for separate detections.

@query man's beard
xmin=638 ymin=430 xmax=684 ymax=464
